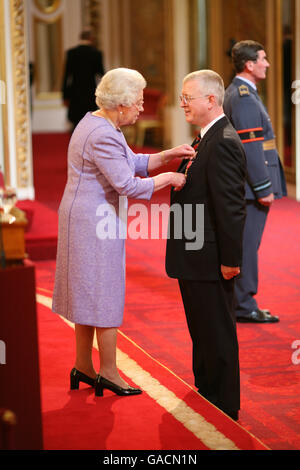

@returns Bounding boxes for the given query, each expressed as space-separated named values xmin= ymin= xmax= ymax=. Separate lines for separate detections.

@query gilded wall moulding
xmin=34 ymin=0 xmax=61 ymax=14
xmin=10 ymin=0 xmax=31 ymax=189
xmin=0 ymin=1 xmax=10 ymax=183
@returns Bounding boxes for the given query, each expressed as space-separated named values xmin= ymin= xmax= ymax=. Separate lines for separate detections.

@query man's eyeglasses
xmin=179 ymin=94 xmax=209 ymax=105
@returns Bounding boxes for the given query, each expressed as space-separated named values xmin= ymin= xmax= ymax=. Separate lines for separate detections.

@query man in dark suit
xmin=224 ymin=40 xmax=286 ymax=323
xmin=166 ymin=70 xmax=246 ymax=421
xmin=62 ymin=30 xmax=105 ymax=130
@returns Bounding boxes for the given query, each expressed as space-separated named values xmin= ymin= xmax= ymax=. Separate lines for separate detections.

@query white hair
xmin=183 ymin=69 xmax=225 ymax=106
xmin=95 ymin=68 xmax=146 ymax=109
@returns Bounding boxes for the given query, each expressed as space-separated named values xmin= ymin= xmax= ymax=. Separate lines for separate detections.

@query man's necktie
xmin=192 ymin=133 xmax=201 ymax=150
xmin=184 ymin=133 xmax=201 ymax=177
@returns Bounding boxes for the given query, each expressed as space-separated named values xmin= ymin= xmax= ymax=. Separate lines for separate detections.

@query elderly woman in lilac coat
xmin=52 ymin=68 xmax=195 ymax=398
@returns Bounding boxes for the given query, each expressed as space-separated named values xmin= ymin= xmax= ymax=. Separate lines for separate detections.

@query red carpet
xmin=13 ymin=133 xmax=69 ymax=260
xmin=30 ymin=133 xmax=300 ymax=450
xmin=35 ymin=291 xmax=267 ymax=451
xmin=32 ymin=133 xmax=69 ymax=212
xmin=16 ymin=199 xmax=58 ymax=260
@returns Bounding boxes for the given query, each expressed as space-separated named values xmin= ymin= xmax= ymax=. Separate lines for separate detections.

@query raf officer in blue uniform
xmin=224 ymin=40 xmax=286 ymax=323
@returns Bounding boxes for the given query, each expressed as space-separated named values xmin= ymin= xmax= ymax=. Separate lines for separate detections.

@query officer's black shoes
xmin=237 ymin=309 xmax=279 ymax=323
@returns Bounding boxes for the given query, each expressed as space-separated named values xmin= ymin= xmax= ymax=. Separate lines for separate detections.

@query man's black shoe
xmin=237 ymin=309 xmax=279 ymax=323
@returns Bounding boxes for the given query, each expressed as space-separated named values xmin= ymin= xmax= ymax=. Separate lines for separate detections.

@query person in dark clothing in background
xmin=62 ymin=30 xmax=105 ymax=130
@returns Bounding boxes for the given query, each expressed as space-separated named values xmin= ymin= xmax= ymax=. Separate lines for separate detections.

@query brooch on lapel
xmin=184 ymin=134 xmax=201 ymax=177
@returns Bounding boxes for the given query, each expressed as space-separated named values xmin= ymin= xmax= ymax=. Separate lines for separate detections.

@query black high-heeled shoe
xmin=95 ymin=375 xmax=142 ymax=397
xmin=70 ymin=367 xmax=96 ymax=390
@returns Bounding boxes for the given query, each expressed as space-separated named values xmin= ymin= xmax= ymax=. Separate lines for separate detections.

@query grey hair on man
xmin=183 ymin=69 xmax=225 ymax=106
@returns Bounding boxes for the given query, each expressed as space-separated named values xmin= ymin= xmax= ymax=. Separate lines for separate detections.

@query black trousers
xmin=178 ymin=277 xmax=240 ymax=415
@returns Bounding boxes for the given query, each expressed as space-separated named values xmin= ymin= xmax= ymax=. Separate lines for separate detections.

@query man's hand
xmin=258 ymin=193 xmax=274 ymax=207
xmin=221 ymin=265 xmax=240 ymax=280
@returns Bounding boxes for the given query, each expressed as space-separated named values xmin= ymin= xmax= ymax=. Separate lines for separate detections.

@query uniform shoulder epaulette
xmin=238 ymin=84 xmax=250 ymax=97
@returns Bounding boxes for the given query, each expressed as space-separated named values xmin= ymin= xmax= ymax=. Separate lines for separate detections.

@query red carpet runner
xmin=35 ymin=286 xmax=267 ymax=451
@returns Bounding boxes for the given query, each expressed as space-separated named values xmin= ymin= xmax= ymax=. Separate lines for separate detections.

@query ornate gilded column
xmin=82 ymin=0 xmax=103 ymax=49
xmin=0 ymin=0 xmax=10 ymax=182
xmin=0 ymin=0 xmax=33 ymax=199
xmin=10 ymin=0 xmax=33 ymax=193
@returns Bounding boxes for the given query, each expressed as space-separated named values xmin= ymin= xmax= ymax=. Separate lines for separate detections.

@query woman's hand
xmin=153 ymin=172 xmax=186 ymax=192
xmin=170 ymin=172 xmax=186 ymax=191
xmin=165 ymin=144 xmax=196 ymax=162
xmin=148 ymin=144 xmax=195 ymax=172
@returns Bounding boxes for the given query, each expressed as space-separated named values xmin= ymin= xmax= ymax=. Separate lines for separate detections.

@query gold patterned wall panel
xmin=128 ymin=0 xmax=172 ymax=95
xmin=0 ymin=0 xmax=10 ymax=184
xmin=10 ymin=0 xmax=32 ymax=189
xmin=222 ymin=0 xmax=267 ymax=88
xmin=89 ymin=0 xmax=103 ymax=49
xmin=83 ymin=0 xmax=103 ymax=49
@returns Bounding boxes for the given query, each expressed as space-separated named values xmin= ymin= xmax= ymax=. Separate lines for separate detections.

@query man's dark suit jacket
xmin=166 ymin=116 xmax=246 ymax=281
xmin=62 ymin=44 xmax=105 ymax=127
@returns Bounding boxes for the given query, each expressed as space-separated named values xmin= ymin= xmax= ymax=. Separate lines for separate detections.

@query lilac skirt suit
xmin=52 ymin=112 xmax=154 ymax=327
